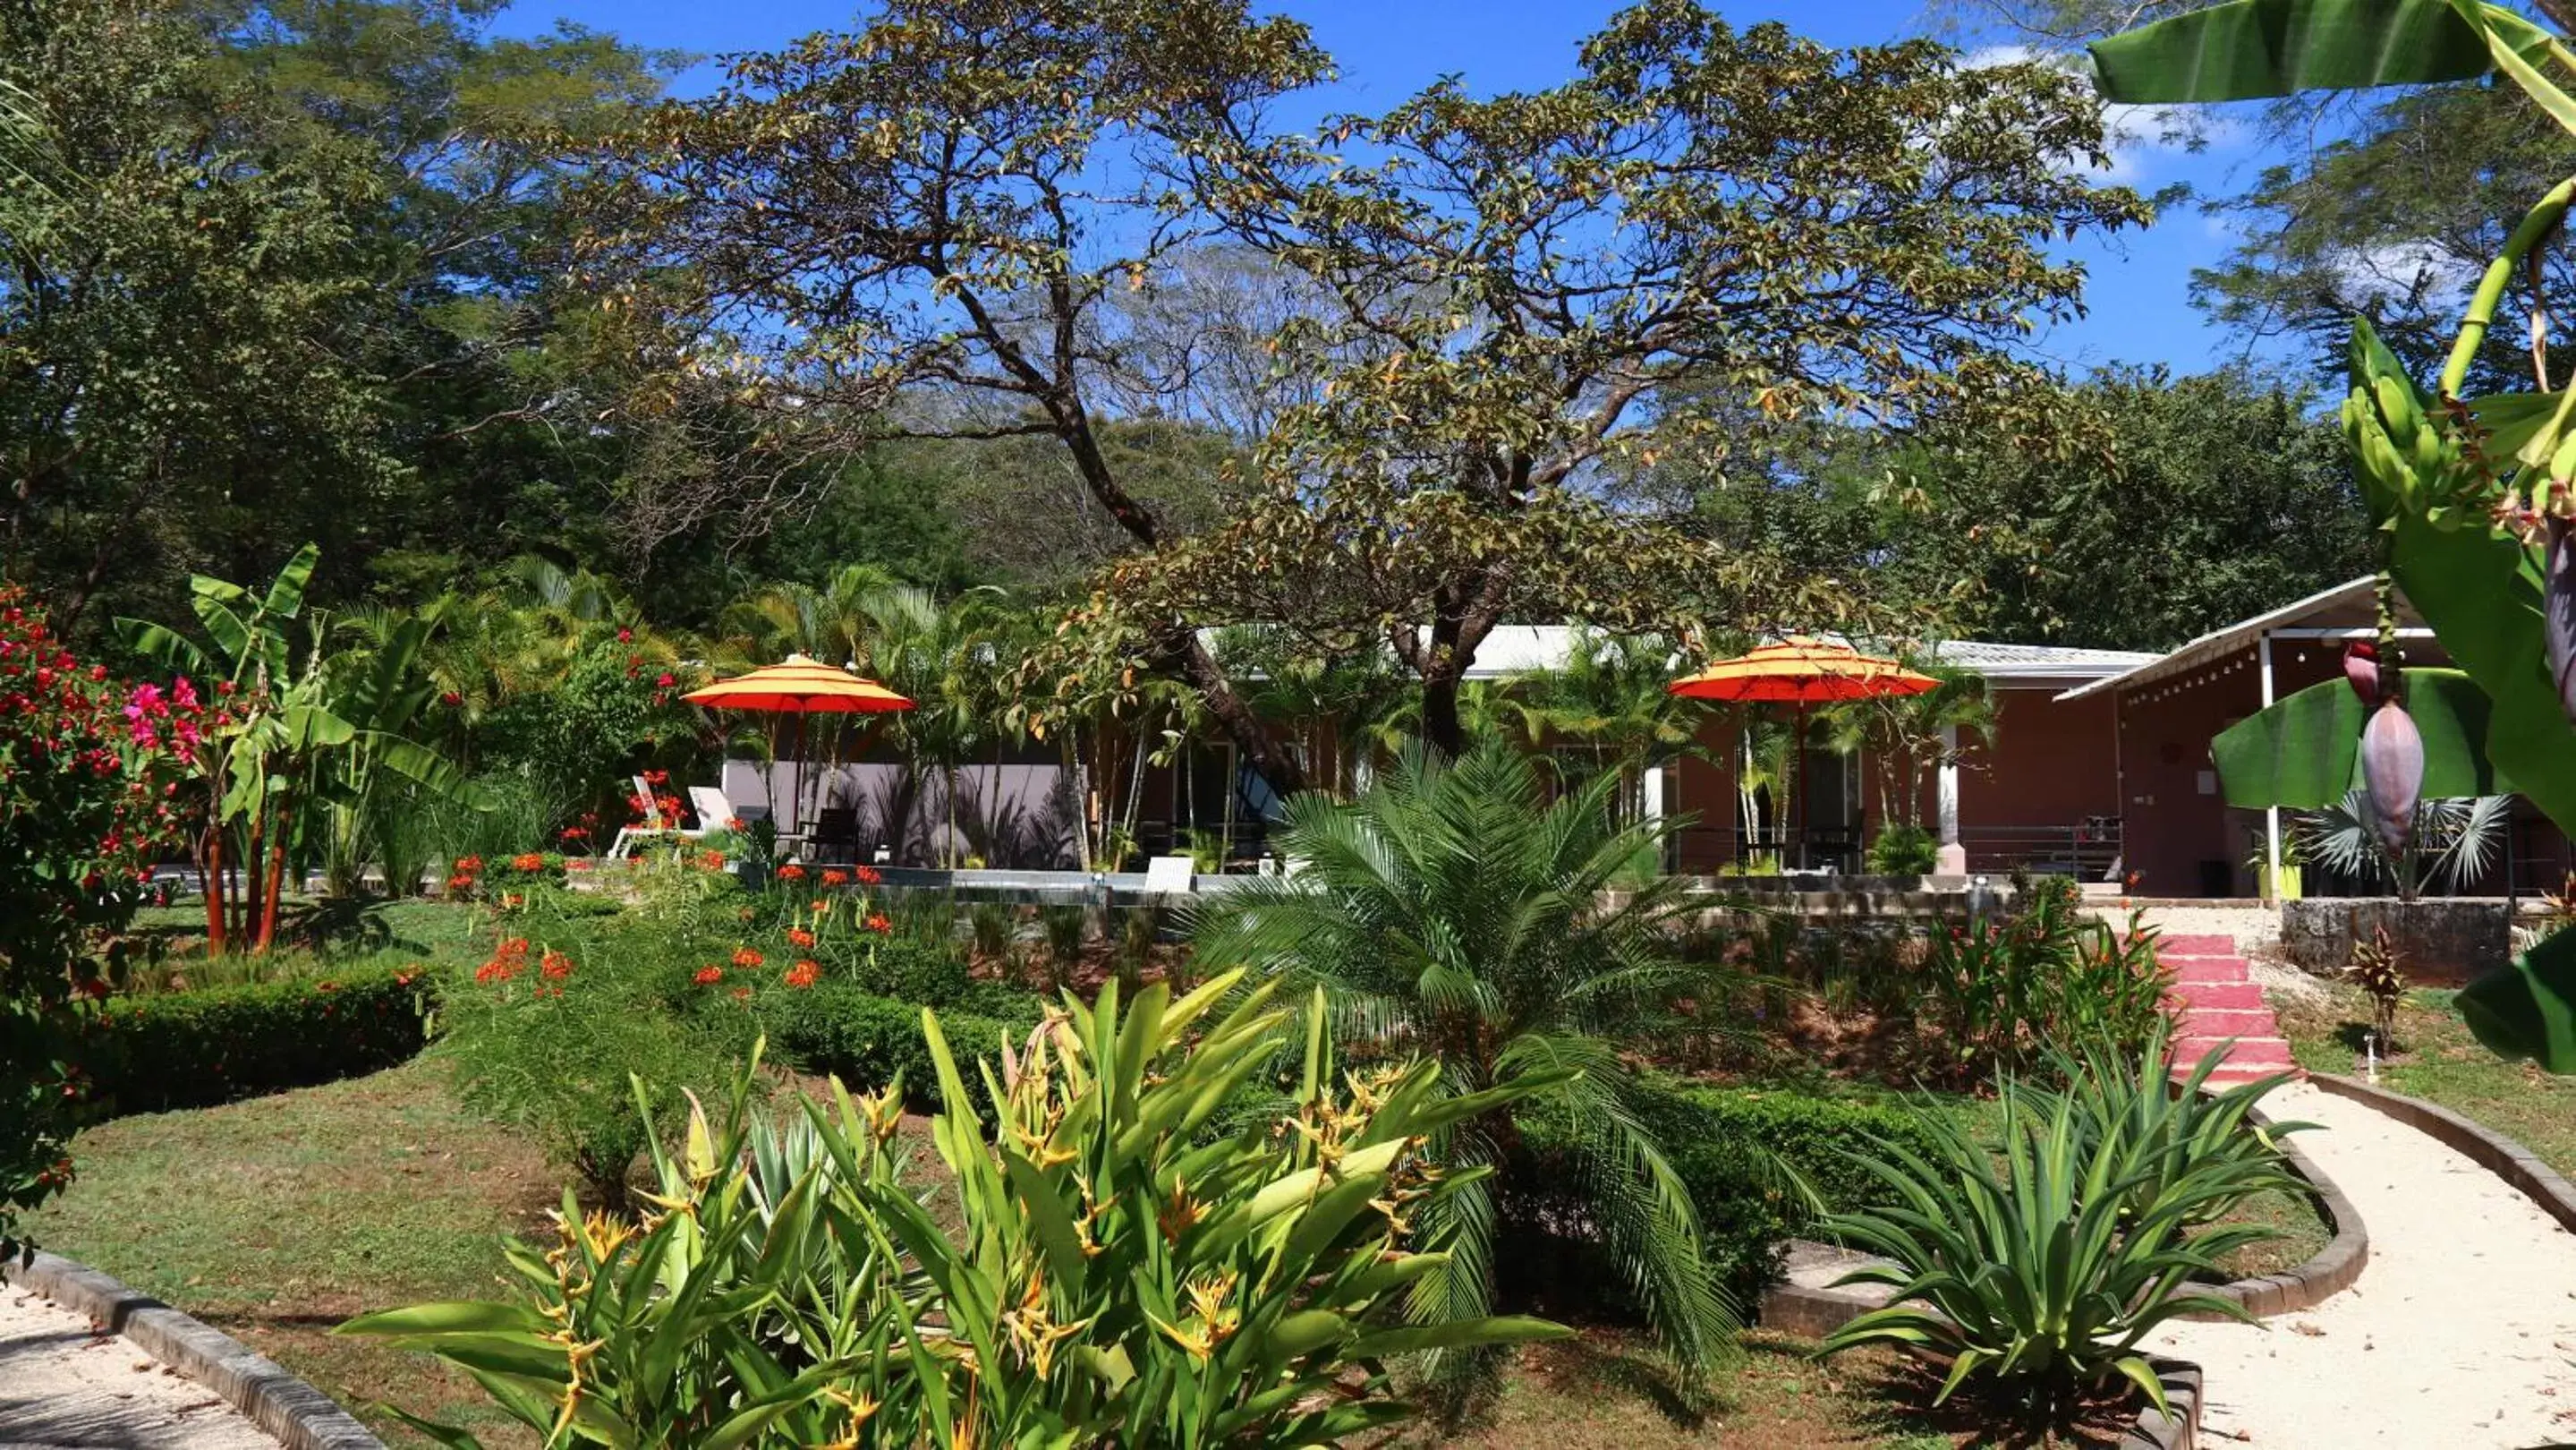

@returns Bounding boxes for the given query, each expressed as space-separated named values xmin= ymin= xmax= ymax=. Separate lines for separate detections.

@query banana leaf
xmin=2088 ymin=0 xmax=2499 ymax=102
xmin=2210 ymin=667 xmax=2500 ymax=809
xmin=2459 ymin=926 xmax=2576 ymax=1071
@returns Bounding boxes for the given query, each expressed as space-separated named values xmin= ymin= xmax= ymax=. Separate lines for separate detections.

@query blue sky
xmin=496 ymin=0 xmax=2289 ymax=379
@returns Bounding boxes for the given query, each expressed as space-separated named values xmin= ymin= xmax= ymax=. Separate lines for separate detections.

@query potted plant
xmin=2244 ymin=823 xmax=2303 ymax=901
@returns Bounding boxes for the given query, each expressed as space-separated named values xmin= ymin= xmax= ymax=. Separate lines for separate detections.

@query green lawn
xmin=22 ymin=1057 xmax=552 ymax=1448
xmin=2274 ymin=980 xmax=2576 ymax=1176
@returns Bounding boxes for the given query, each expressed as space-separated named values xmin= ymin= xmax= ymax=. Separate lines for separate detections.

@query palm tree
xmin=1188 ymin=744 xmax=1734 ymax=1387
xmin=1492 ymin=626 xmax=1696 ymax=828
xmin=1815 ymin=653 xmax=1995 ymax=832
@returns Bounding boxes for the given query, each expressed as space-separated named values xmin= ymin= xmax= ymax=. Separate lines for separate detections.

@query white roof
xmin=2054 ymin=577 xmax=2426 ymax=702
xmin=1208 ymin=624 xmax=2151 ymax=687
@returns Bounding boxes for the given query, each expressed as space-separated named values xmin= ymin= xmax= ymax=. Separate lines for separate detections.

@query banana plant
xmin=117 ymin=545 xmax=471 ymax=951
xmin=2094 ymin=0 xmax=2576 ymax=1063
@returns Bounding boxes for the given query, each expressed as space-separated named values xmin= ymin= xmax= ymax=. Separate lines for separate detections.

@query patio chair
xmin=608 ymin=775 xmax=712 ymax=858
xmin=806 ymin=806 xmax=858 ymax=864
xmin=688 ymin=785 xmax=739 ymax=833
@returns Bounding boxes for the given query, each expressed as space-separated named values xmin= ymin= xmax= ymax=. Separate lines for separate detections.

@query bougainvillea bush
xmin=0 ymin=591 xmax=193 ymax=1257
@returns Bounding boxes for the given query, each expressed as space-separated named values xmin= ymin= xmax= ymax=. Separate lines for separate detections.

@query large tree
xmin=584 ymin=0 xmax=2146 ymax=776
xmin=0 ymin=0 xmax=671 ymax=635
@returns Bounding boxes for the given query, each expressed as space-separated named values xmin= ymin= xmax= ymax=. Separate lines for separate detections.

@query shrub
xmin=343 ymin=976 xmax=1569 ymax=1446
xmin=438 ymin=935 xmax=734 ymax=1207
xmin=748 ymin=980 xmax=1039 ymax=1111
xmin=1820 ymin=1034 xmax=2305 ymax=1427
xmin=0 ymin=592 xmax=192 ymax=1254
xmin=838 ymin=934 xmax=974 ymax=1004
xmin=77 ymin=967 xmax=435 ymax=1115
xmin=1527 ymin=1076 xmax=1950 ymax=1298
xmin=1920 ymin=876 xmax=2168 ymax=1082
xmin=1865 ymin=823 xmax=1939 ymax=874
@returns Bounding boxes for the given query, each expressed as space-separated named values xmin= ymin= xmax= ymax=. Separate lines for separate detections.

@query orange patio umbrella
xmin=684 ymin=654 xmax=914 ymax=836
xmin=1669 ymin=637 xmax=1938 ymax=869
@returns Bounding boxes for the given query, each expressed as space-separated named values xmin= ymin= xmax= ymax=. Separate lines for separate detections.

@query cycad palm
xmin=1189 ymin=744 xmax=1735 ymax=1384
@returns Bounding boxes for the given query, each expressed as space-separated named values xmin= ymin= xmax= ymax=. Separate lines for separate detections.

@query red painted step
xmin=2143 ymin=934 xmax=2303 ymax=1082
xmin=2168 ymin=981 xmax=2264 ymax=1011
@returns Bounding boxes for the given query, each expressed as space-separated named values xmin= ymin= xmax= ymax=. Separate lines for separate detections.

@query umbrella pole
xmin=1794 ymin=703 xmax=1809 ymax=872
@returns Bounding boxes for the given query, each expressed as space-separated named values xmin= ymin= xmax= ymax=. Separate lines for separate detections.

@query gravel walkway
xmin=2146 ymin=1083 xmax=2576 ymax=1447
xmin=0 ymin=1285 xmax=281 ymax=1449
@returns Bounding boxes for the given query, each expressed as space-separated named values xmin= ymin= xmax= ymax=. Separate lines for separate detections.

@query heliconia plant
xmin=340 ymin=976 xmax=1569 ymax=1446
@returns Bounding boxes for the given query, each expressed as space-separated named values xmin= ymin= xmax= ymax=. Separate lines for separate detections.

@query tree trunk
xmin=254 ymin=839 xmax=286 ymax=954
xmin=200 ymin=826 xmax=227 ymax=958
xmin=1157 ymin=629 xmax=1305 ymax=797
xmin=1419 ymin=672 xmax=1467 ymax=759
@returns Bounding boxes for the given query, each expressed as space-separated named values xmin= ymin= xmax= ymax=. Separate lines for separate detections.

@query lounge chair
xmin=608 ymin=775 xmax=716 ymax=858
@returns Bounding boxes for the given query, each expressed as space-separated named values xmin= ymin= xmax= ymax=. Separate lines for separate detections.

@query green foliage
xmin=76 ymin=965 xmax=434 ymax=1117
xmin=1919 ymin=879 xmax=2170 ymax=1082
xmin=1190 ymin=743 xmax=1733 ymax=1383
xmin=1529 ymin=1078 xmax=1951 ymax=1301
xmin=341 ymin=977 xmax=1570 ymax=1446
xmin=1865 ymin=824 xmax=1939 ymax=876
xmin=1820 ymin=1033 xmax=2306 ymax=1424
xmin=2087 ymin=0 xmax=2497 ymax=102
xmin=2460 ymin=925 xmax=2576 ymax=1070
xmin=747 ymin=983 xmax=1037 ymax=1113
xmin=2214 ymin=666 xmax=2500 ymax=808
xmin=438 ymin=934 xmax=734 ymax=1207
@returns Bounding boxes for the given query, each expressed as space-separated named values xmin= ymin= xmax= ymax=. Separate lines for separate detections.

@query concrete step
xmin=2155 ymin=934 xmax=2240 ymax=957
xmin=2193 ymin=1063 xmax=2304 ymax=1085
xmin=2177 ymin=1007 xmax=2278 ymax=1037
xmin=2168 ymin=959 xmax=2251 ymax=985
xmin=2167 ymin=980 xmax=2265 ymax=1010
xmin=2172 ymin=1035 xmax=2296 ymax=1069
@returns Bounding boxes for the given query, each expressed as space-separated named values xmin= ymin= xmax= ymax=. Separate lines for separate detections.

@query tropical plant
xmin=1817 ymin=653 xmax=1996 ymax=831
xmin=1866 ymin=823 xmax=1939 ymax=875
xmin=2297 ymin=789 xmax=2512 ymax=898
xmin=1188 ymin=743 xmax=1734 ymax=1386
xmin=1918 ymin=877 xmax=2169 ymax=1082
xmin=117 ymin=545 xmax=473 ymax=954
xmin=1821 ymin=1033 xmax=2305 ymax=1426
xmin=2348 ymin=925 xmax=2409 ymax=1048
xmin=1491 ymin=627 xmax=1696 ymax=827
xmin=2090 ymin=1 xmax=2576 ymax=1065
xmin=343 ymin=978 xmax=1569 ymax=1446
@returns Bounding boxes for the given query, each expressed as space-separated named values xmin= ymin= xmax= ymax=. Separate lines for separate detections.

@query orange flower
xmin=693 ymin=965 xmax=723 ymax=985
xmin=778 ymin=863 xmax=807 ymax=882
xmin=732 ymin=946 xmax=764 ymax=968
xmin=540 ymin=949 xmax=574 ymax=980
xmin=785 ymin=960 xmax=820 ymax=989
xmin=854 ymin=865 xmax=882 ymax=886
xmin=698 ymin=849 xmax=727 ymax=872
xmin=821 ymin=869 xmax=850 ymax=887
xmin=809 ymin=899 xmax=828 ymax=913
xmin=512 ymin=852 xmax=544 ymax=873
xmin=866 ymin=913 xmax=891 ymax=935
xmin=786 ymin=926 xmax=815 ymax=949
xmin=565 ymin=858 xmax=591 ymax=873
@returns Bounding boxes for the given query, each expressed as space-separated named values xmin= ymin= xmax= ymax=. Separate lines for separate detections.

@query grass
xmin=2276 ymin=979 xmax=2576 ymax=1177
xmin=21 ymin=1056 xmax=555 ymax=1448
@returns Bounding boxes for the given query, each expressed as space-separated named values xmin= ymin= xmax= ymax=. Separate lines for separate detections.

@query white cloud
xmin=1958 ymin=42 xmax=2247 ymax=185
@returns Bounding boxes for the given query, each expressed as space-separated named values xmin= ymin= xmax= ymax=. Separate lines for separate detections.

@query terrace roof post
xmin=2258 ymin=631 xmax=2281 ymax=901
xmin=1935 ymin=722 xmax=1966 ymax=875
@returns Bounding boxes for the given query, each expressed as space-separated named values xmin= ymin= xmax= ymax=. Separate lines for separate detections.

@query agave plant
xmin=1187 ymin=743 xmax=1734 ymax=1386
xmin=343 ymin=977 xmax=1568 ymax=1446
xmin=1820 ymin=1036 xmax=2305 ymax=1424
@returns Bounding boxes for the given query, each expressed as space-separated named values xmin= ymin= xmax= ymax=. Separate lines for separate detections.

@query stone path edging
xmin=1 ymin=1250 xmax=384 ymax=1450
xmin=2308 ymin=1071 xmax=2576 ymax=1235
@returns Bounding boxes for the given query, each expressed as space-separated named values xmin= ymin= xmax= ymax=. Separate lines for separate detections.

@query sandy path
xmin=2146 ymin=1083 xmax=2576 ymax=1447
xmin=0 ymin=1285 xmax=281 ymax=1448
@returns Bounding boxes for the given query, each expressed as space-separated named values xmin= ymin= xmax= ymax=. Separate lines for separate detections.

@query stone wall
xmin=2279 ymin=898 xmax=2512 ymax=983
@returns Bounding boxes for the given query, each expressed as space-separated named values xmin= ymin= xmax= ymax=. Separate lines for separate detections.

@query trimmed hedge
xmin=1525 ymin=1074 xmax=1951 ymax=1298
xmin=753 ymin=982 xmax=1044 ymax=1113
xmin=78 ymin=967 xmax=437 ymax=1115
